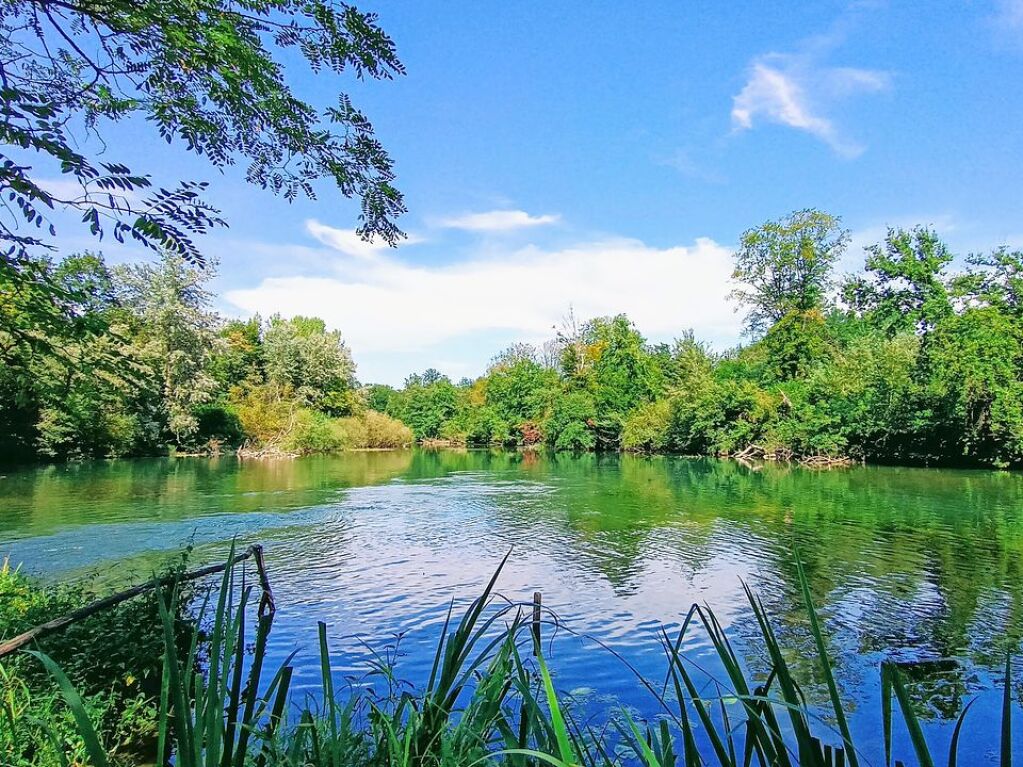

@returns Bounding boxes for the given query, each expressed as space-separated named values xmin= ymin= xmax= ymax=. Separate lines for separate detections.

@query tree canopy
xmin=0 ymin=0 xmax=404 ymax=276
xmin=7 ymin=209 xmax=1023 ymax=469
xmin=731 ymin=208 xmax=848 ymax=334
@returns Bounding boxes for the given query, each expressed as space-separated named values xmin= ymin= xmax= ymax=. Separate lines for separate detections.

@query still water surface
xmin=2 ymin=450 xmax=1022 ymax=762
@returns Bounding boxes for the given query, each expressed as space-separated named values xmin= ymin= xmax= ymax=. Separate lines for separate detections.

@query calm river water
xmin=2 ymin=450 xmax=1022 ymax=762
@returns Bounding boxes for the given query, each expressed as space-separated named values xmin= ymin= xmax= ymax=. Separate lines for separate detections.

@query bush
xmin=440 ymin=404 xmax=508 ymax=446
xmin=622 ymin=399 xmax=672 ymax=452
xmin=361 ymin=409 xmax=414 ymax=448
xmin=231 ymin=382 xmax=295 ymax=448
xmin=325 ymin=410 xmax=414 ymax=450
xmin=554 ymin=420 xmax=595 ymax=450
xmin=544 ymin=391 xmax=596 ymax=451
xmin=283 ymin=408 xmax=346 ymax=453
xmin=0 ymin=556 xmax=199 ymax=766
xmin=187 ymin=403 xmax=245 ymax=451
xmin=35 ymin=399 xmax=140 ymax=460
xmin=665 ymin=380 xmax=777 ymax=455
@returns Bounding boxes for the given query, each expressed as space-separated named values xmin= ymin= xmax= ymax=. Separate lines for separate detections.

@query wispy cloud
xmin=991 ymin=0 xmax=1023 ymax=46
xmin=305 ymin=220 xmax=424 ymax=261
xmin=437 ymin=210 xmax=561 ymax=232
xmin=224 ymin=229 xmax=741 ymax=369
xmin=731 ymin=35 xmax=891 ymax=157
xmin=661 ymin=149 xmax=727 ymax=184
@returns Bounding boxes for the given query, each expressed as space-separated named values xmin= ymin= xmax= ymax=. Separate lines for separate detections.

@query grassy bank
xmin=4 ymin=549 xmax=1018 ymax=766
xmin=0 ymin=555 xmax=201 ymax=766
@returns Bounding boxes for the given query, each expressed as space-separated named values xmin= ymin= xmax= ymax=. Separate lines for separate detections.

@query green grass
xmin=23 ymin=550 xmax=1021 ymax=767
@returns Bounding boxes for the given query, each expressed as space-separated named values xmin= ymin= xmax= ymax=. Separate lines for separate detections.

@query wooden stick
xmin=0 ymin=544 xmax=273 ymax=659
xmin=532 ymin=591 xmax=542 ymax=656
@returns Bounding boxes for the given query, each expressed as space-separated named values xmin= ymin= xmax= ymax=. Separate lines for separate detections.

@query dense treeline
xmin=5 ymin=208 xmax=1023 ymax=467
xmin=0 ymin=252 xmax=411 ymax=463
xmin=380 ymin=210 xmax=1023 ymax=468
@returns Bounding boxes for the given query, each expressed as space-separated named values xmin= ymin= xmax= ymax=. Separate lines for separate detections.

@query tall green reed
xmin=31 ymin=549 xmax=1019 ymax=767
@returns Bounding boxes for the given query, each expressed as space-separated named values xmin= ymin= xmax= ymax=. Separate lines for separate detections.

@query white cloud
xmin=305 ymin=219 xmax=424 ymax=261
xmin=438 ymin=210 xmax=561 ymax=232
xmin=224 ymin=232 xmax=741 ymax=375
xmin=731 ymin=50 xmax=890 ymax=157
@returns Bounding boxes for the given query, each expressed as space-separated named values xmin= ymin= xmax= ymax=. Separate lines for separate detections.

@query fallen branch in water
xmin=0 ymin=544 xmax=275 ymax=659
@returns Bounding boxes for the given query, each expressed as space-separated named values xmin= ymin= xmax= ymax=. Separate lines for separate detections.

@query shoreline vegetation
xmin=1 ymin=548 xmax=1017 ymax=766
xmin=6 ymin=209 xmax=1023 ymax=470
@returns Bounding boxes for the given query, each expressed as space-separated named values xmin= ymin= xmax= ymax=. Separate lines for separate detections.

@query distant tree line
xmin=378 ymin=209 xmax=1023 ymax=468
xmin=5 ymin=208 xmax=1023 ymax=467
xmin=0 ymin=251 xmax=410 ymax=462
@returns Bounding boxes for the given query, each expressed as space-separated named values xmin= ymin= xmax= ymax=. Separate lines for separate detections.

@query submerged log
xmin=0 ymin=544 xmax=274 ymax=659
xmin=799 ymin=454 xmax=854 ymax=469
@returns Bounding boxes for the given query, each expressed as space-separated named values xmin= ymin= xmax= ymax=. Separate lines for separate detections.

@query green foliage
xmin=10 ymin=208 xmax=1023 ymax=469
xmin=372 ymin=213 xmax=1023 ymax=468
xmin=0 ymin=0 xmax=404 ymax=275
xmin=263 ymin=316 xmax=357 ymax=415
xmin=759 ymin=308 xmax=834 ymax=381
xmin=210 ymin=318 xmax=263 ymax=390
xmin=576 ymin=315 xmax=664 ymax=412
xmin=925 ymin=306 xmax=1023 ymax=466
xmin=622 ymin=399 xmax=672 ymax=452
xmin=732 ymin=208 xmax=849 ymax=334
xmin=666 ymin=379 xmax=778 ymax=455
xmin=441 ymin=403 xmax=509 ymax=446
xmin=364 ymin=383 xmax=398 ymax=414
xmin=545 ymin=391 xmax=597 ymax=451
xmin=354 ymin=410 xmax=414 ymax=448
xmin=0 ymin=556 xmax=198 ymax=766
xmin=0 ymin=0 xmax=404 ymax=462
xmin=484 ymin=355 xmax=559 ymax=427
xmin=283 ymin=408 xmax=347 ymax=453
xmin=116 ymin=252 xmax=221 ymax=445
xmin=0 ymin=254 xmax=415 ymax=460
xmin=843 ymin=227 xmax=954 ymax=336
xmin=386 ymin=372 xmax=459 ymax=440
xmin=282 ymin=409 xmax=412 ymax=453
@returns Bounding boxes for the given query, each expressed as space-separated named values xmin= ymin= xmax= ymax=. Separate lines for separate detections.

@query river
xmin=2 ymin=449 xmax=1022 ymax=762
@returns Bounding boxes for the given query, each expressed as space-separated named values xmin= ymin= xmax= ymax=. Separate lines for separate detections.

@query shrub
xmin=231 ymin=382 xmax=295 ymax=448
xmin=283 ymin=408 xmax=346 ymax=453
xmin=361 ymin=409 xmax=414 ymax=448
xmin=544 ymin=391 xmax=596 ymax=451
xmin=328 ymin=410 xmax=414 ymax=449
xmin=554 ymin=420 xmax=595 ymax=451
xmin=622 ymin=399 xmax=672 ymax=452
xmin=0 ymin=556 xmax=198 ymax=766
xmin=187 ymin=403 xmax=245 ymax=451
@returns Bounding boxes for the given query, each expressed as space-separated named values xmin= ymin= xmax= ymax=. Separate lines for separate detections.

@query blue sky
xmin=50 ymin=1 xmax=1023 ymax=385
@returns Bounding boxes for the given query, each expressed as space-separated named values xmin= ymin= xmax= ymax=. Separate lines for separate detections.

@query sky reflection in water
xmin=2 ymin=450 xmax=1023 ymax=762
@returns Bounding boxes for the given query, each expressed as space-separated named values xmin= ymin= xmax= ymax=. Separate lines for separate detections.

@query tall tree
xmin=262 ymin=315 xmax=356 ymax=414
xmin=116 ymin=253 xmax=220 ymax=444
xmin=842 ymin=227 xmax=953 ymax=336
xmin=731 ymin=209 xmax=848 ymax=335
